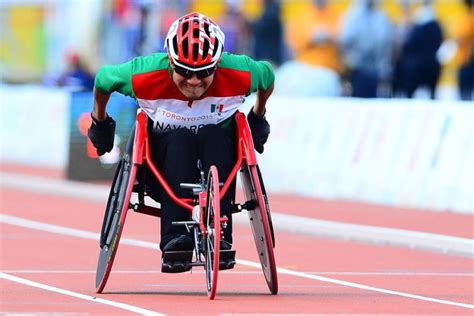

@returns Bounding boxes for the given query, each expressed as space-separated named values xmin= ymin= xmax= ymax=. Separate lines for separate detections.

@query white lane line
xmin=241 ymin=259 xmax=474 ymax=309
xmin=0 ymin=273 xmax=165 ymax=316
xmin=264 ymin=212 xmax=474 ymax=257
xmin=1 ymin=270 xmax=473 ymax=277
xmin=0 ymin=214 xmax=158 ymax=250
xmin=1 ymin=213 xmax=473 ymax=310
xmin=1 ymin=171 xmax=473 ymax=257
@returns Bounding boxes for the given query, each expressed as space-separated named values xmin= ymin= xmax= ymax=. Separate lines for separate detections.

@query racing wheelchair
xmin=95 ymin=110 xmax=277 ymax=299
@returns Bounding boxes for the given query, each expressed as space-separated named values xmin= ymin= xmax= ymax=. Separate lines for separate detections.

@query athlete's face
xmin=172 ymin=67 xmax=215 ymax=100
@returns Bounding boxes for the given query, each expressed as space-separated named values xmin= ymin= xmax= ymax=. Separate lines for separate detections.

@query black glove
xmin=87 ymin=113 xmax=116 ymax=156
xmin=247 ymin=108 xmax=270 ymax=154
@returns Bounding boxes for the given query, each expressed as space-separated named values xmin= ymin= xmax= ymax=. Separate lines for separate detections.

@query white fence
xmin=0 ymin=85 xmax=70 ymax=168
xmin=260 ymin=97 xmax=473 ymax=214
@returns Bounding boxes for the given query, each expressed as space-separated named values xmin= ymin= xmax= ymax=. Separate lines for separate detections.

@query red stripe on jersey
xmin=131 ymin=67 xmax=251 ymax=100
xmin=132 ymin=69 xmax=187 ymax=100
xmin=205 ymin=67 xmax=250 ymax=97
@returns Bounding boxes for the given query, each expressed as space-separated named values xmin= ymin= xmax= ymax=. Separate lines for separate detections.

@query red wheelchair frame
xmin=95 ymin=110 xmax=278 ymax=299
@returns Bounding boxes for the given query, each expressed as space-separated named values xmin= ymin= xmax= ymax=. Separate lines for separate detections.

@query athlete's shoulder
xmin=220 ymin=53 xmax=274 ymax=94
xmin=131 ymin=52 xmax=169 ymax=74
xmin=219 ymin=52 xmax=274 ymax=74
xmin=218 ymin=52 xmax=255 ymax=71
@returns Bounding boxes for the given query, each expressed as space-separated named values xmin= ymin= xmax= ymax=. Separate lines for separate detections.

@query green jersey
xmin=94 ymin=52 xmax=274 ymax=133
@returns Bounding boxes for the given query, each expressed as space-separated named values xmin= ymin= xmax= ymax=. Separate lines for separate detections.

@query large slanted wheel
xmin=203 ymin=165 xmax=221 ymax=300
xmin=95 ymin=134 xmax=137 ymax=293
xmin=240 ymin=163 xmax=278 ymax=294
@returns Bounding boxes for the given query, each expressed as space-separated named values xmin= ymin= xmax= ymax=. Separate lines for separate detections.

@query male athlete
xmin=88 ymin=12 xmax=274 ymax=260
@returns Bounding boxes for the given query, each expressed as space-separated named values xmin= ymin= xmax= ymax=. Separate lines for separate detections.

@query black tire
xmin=255 ymin=165 xmax=275 ymax=248
xmin=240 ymin=162 xmax=278 ymax=294
xmin=95 ymin=129 xmax=136 ymax=293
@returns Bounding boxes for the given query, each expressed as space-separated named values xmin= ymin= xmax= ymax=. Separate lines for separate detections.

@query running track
xmin=1 ymin=163 xmax=473 ymax=315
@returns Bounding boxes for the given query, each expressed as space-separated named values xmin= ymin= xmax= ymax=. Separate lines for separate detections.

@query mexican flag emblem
xmin=210 ymin=103 xmax=224 ymax=114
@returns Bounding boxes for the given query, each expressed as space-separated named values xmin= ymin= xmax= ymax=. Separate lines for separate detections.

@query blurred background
xmin=1 ymin=0 xmax=473 ymax=99
xmin=0 ymin=0 xmax=473 ymax=213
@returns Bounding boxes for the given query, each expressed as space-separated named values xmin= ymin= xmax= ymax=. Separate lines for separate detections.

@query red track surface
xmin=1 ymin=164 xmax=473 ymax=315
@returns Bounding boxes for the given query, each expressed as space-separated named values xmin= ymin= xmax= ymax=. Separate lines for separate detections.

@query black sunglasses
xmin=172 ymin=64 xmax=216 ymax=79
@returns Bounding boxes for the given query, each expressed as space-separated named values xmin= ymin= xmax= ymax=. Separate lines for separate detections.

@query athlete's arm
xmin=253 ymin=83 xmax=274 ymax=116
xmin=92 ymin=88 xmax=111 ymax=121
xmin=88 ymin=60 xmax=133 ymax=154
xmin=244 ymin=57 xmax=274 ymax=153
xmin=92 ymin=59 xmax=135 ymax=121
xmin=243 ymin=55 xmax=275 ymax=116
xmin=88 ymin=88 xmax=116 ymax=156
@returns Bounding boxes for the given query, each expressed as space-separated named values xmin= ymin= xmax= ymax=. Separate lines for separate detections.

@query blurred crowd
xmin=43 ymin=0 xmax=474 ymax=100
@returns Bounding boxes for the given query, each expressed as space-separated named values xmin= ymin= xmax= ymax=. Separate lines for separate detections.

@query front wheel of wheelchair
xmin=203 ymin=165 xmax=221 ymax=300
xmin=240 ymin=163 xmax=278 ymax=295
xmin=95 ymin=151 xmax=137 ymax=293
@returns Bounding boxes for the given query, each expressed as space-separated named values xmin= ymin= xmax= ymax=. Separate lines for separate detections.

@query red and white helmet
xmin=165 ymin=12 xmax=225 ymax=71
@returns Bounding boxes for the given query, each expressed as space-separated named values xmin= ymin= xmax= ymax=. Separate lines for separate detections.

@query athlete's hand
xmin=87 ymin=113 xmax=116 ymax=156
xmin=247 ymin=108 xmax=270 ymax=154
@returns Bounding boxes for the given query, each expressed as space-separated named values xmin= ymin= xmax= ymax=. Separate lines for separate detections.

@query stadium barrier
xmin=1 ymin=85 xmax=472 ymax=213
xmin=260 ymin=97 xmax=473 ymax=214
